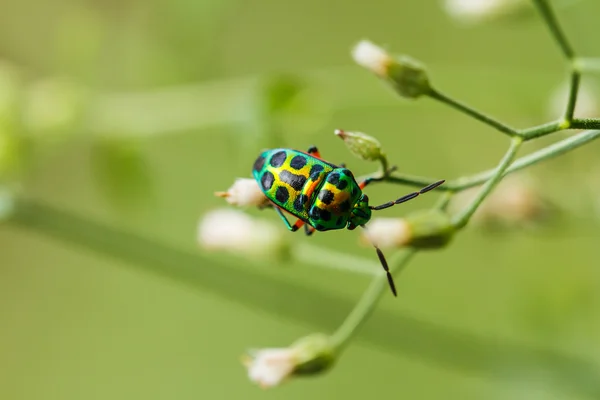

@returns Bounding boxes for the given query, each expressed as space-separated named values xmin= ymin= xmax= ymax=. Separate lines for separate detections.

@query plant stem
xmin=564 ymin=69 xmax=581 ymax=122
xmin=373 ymin=129 xmax=600 ymax=191
xmin=519 ymin=120 xmax=565 ymax=140
xmin=427 ymin=89 xmax=518 ymax=137
xmin=571 ymin=118 xmax=600 ymax=130
xmin=532 ymin=0 xmax=575 ymax=60
xmin=448 ymin=129 xmax=600 ymax=191
xmin=452 ymin=137 xmax=523 ymax=228
xmin=330 ymin=249 xmax=417 ymax=352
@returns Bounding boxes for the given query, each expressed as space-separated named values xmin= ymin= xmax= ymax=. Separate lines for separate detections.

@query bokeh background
xmin=1 ymin=0 xmax=600 ymax=399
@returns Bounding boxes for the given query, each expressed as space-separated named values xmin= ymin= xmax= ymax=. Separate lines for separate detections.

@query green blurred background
xmin=1 ymin=0 xmax=600 ymax=399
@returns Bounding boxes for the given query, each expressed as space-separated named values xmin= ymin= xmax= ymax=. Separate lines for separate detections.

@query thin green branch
xmin=452 ymin=137 xmax=523 ymax=228
xmin=518 ymin=120 xmax=565 ymax=140
xmin=427 ymin=89 xmax=518 ymax=137
xmin=372 ymin=129 xmax=600 ymax=192
xmin=564 ymin=69 xmax=581 ymax=121
xmin=532 ymin=0 xmax=576 ymax=60
xmin=330 ymin=249 xmax=417 ymax=352
xmin=448 ymin=129 xmax=600 ymax=190
xmin=571 ymin=118 xmax=600 ymax=130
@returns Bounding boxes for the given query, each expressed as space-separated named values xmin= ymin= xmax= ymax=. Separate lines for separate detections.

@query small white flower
xmin=361 ymin=217 xmax=412 ymax=248
xmin=215 ymin=178 xmax=268 ymax=207
xmin=243 ymin=333 xmax=335 ymax=388
xmin=548 ymin=81 xmax=598 ymax=121
xmin=243 ymin=348 xmax=297 ymax=389
xmin=352 ymin=40 xmax=430 ymax=98
xmin=444 ymin=0 xmax=528 ymax=24
xmin=197 ymin=209 xmax=285 ymax=257
xmin=352 ymin=40 xmax=394 ymax=78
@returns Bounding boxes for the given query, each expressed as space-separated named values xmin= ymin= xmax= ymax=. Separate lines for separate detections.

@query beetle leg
xmin=307 ymin=145 xmax=321 ymax=159
xmin=358 ymin=166 xmax=399 ymax=190
xmin=274 ymin=206 xmax=306 ymax=232
xmin=303 ymin=224 xmax=315 ymax=236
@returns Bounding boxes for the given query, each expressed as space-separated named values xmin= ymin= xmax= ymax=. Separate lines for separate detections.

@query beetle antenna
xmin=370 ymin=180 xmax=445 ymax=211
xmin=360 ymin=226 xmax=397 ymax=297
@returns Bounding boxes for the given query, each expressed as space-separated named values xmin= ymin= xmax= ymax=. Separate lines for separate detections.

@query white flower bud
xmin=197 ymin=209 xmax=287 ymax=258
xmin=243 ymin=348 xmax=297 ymax=388
xmin=352 ymin=40 xmax=395 ymax=78
xmin=243 ymin=333 xmax=335 ymax=389
xmin=352 ymin=40 xmax=431 ymax=99
xmin=361 ymin=218 xmax=412 ymax=249
xmin=361 ymin=210 xmax=454 ymax=249
xmin=444 ymin=0 xmax=530 ymax=24
xmin=215 ymin=178 xmax=269 ymax=207
xmin=335 ymin=129 xmax=384 ymax=161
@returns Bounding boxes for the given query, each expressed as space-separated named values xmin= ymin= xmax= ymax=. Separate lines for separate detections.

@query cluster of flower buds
xmin=243 ymin=333 xmax=335 ymax=388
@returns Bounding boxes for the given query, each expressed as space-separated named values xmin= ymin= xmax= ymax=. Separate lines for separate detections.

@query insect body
xmin=252 ymin=145 xmax=444 ymax=297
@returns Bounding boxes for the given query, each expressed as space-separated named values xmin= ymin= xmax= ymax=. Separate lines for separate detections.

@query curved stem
xmin=532 ymin=0 xmax=576 ymax=60
xmin=452 ymin=137 xmax=523 ymax=228
xmin=427 ymin=89 xmax=518 ymax=137
xmin=448 ymin=129 xmax=600 ymax=191
xmin=330 ymin=249 xmax=417 ymax=352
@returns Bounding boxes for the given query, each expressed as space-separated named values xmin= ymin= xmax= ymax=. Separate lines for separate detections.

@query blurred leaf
xmin=22 ymin=76 xmax=87 ymax=140
xmin=91 ymin=137 xmax=153 ymax=211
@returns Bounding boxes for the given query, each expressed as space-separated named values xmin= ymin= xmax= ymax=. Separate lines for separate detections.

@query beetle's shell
xmin=252 ymin=148 xmax=362 ymax=231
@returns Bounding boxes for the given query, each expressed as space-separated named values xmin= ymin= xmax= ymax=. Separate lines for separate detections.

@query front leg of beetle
xmin=358 ymin=166 xmax=399 ymax=189
xmin=274 ymin=206 xmax=309 ymax=233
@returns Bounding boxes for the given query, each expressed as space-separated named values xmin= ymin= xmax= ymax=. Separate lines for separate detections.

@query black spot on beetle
xmin=253 ymin=155 xmax=266 ymax=173
xmin=290 ymin=155 xmax=307 ymax=170
xmin=270 ymin=151 xmax=287 ymax=168
xmin=339 ymin=200 xmax=351 ymax=212
xmin=319 ymin=209 xmax=332 ymax=221
xmin=293 ymin=194 xmax=308 ymax=213
xmin=276 ymin=186 xmax=290 ymax=204
xmin=280 ymin=170 xmax=307 ymax=191
xmin=318 ymin=189 xmax=335 ymax=205
xmin=315 ymin=223 xmax=326 ymax=231
xmin=336 ymin=179 xmax=348 ymax=190
xmin=327 ymin=172 xmax=340 ymax=186
xmin=309 ymin=164 xmax=324 ymax=180
xmin=261 ymin=171 xmax=274 ymax=190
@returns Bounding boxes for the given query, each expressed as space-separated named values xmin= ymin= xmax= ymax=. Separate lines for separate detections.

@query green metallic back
xmin=252 ymin=148 xmax=367 ymax=232
xmin=308 ymin=169 xmax=363 ymax=230
xmin=252 ymin=149 xmax=336 ymax=223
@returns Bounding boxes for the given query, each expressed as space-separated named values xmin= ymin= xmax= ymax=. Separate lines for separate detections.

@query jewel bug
xmin=252 ymin=142 xmax=444 ymax=297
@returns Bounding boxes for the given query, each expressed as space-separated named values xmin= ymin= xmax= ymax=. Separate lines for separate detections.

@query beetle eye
xmin=361 ymin=195 xmax=369 ymax=203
